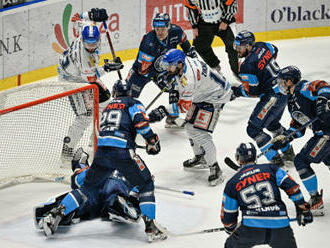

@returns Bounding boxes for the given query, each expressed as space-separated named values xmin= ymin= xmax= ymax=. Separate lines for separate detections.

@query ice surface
xmin=0 ymin=36 xmax=330 ymax=247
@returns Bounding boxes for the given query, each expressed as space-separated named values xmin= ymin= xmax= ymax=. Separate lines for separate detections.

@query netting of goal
xmin=0 ymin=81 xmax=99 ymax=188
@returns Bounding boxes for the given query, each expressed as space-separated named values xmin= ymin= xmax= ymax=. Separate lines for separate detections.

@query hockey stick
xmin=224 ymin=117 xmax=318 ymax=169
xmin=146 ymin=76 xmax=176 ymax=111
xmin=102 ymin=20 xmax=122 ymax=80
xmin=172 ymin=218 xmax=297 ymax=237
xmin=155 ymin=185 xmax=195 ymax=196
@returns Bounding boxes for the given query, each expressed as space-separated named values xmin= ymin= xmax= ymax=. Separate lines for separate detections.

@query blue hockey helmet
xmin=277 ymin=66 xmax=301 ymax=95
xmin=233 ymin=30 xmax=255 ymax=49
xmin=278 ymin=66 xmax=301 ymax=85
xmin=82 ymin=24 xmax=101 ymax=51
xmin=235 ymin=142 xmax=257 ymax=164
xmin=112 ymin=80 xmax=129 ymax=97
xmin=152 ymin=13 xmax=171 ymax=28
xmin=162 ymin=49 xmax=186 ymax=67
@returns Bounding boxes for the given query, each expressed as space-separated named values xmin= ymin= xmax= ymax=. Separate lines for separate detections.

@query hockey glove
xmin=169 ymin=89 xmax=180 ymax=104
xmin=146 ymin=134 xmax=161 ymax=155
xmin=88 ymin=8 xmax=108 ymax=22
xmin=224 ymin=222 xmax=238 ymax=235
xmin=186 ymin=46 xmax=198 ymax=58
xmin=296 ymin=202 xmax=313 ymax=226
xmin=271 ymin=134 xmax=293 ymax=150
xmin=231 ymin=86 xmax=242 ymax=98
xmin=155 ymin=73 xmax=175 ymax=92
xmin=148 ymin=106 xmax=169 ymax=123
xmin=103 ymin=57 xmax=124 ymax=72
xmin=316 ymin=97 xmax=330 ymax=123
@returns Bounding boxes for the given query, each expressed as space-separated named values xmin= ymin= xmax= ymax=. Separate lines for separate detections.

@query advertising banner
xmin=2 ymin=10 xmax=28 ymax=78
xmin=29 ymin=0 xmax=81 ymax=71
xmin=83 ymin=0 xmax=142 ymax=52
xmin=0 ymin=16 xmax=3 ymax=79
xmin=266 ymin=0 xmax=330 ymax=30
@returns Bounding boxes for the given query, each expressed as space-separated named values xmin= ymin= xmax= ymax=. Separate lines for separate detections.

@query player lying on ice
xmin=35 ymin=80 xmax=170 ymax=242
xmin=35 ymin=148 xmax=141 ymax=228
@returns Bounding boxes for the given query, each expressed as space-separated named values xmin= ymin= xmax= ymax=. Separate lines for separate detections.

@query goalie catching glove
xmin=88 ymin=8 xmax=108 ymax=22
xmin=103 ymin=57 xmax=124 ymax=72
xmin=296 ymin=202 xmax=313 ymax=226
xmin=146 ymin=134 xmax=161 ymax=155
xmin=148 ymin=106 xmax=169 ymax=123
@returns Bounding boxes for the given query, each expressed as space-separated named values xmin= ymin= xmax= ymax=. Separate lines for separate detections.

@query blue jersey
xmin=238 ymin=42 xmax=280 ymax=97
xmin=132 ymin=24 xmax=191 ymax=79
xmin=221 ymin=163 xmax=305 ymax=229
xmin=288 ymin=80 xmax=330 ymax=136
xmin=98 ymin=97 xmax=154 ymax=149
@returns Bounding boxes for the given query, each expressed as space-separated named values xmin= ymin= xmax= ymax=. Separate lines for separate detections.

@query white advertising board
xmin=29 ymin=0 xmax=82 ymax=71
xmin=2 ymin=10 xmax=29 ymax=78
xmin=82 ymin=0 xmax=143 ymax=53
xmin=266 ymin=0 xmax=330 ymax=30
xmin=0 ymin=16 xmax=3 ymax=80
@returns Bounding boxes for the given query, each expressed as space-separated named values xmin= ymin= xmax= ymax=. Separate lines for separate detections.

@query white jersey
xmin=175 ymin=57 xmax=232 ymax=105
xmin=58 ymin=37 xmax=104 ymax=84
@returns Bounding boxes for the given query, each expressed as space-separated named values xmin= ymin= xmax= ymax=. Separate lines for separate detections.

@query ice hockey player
xmin=35 ymin=148 xmax=141 ymax=229
xmin=270 ymin=66 xmax=330 ymax=216
xmin=231 ymin=30 xmax=293 ymax=167
xmin=40 ymin=80 xmax=167 ymax=242
xmin=126 ymin=13 xmax=196 ymax=127
xmin=221 ymin=142 xmax=313 ymax=248
xmin=161 ymin=49 xmax=232 ymax=186
xmin=58 ymin=8 xmax=124 ymax=162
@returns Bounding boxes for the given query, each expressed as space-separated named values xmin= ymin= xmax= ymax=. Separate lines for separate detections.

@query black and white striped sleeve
xmin=220 ymin=0 xmax=237 ymax=24
xmin=184 ymin=0 xmax=200 ymax=28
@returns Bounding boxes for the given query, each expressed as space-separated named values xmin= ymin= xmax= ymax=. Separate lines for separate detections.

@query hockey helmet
xmin=152 ymin=13 xmax=171 ymax=28
xmin=82 ymin=24 xmax=101 ymax=52
xmin=233 ymin=30 xmax=255 ymax=50
xmin=277 ymin=66 xmax=301 ymax=95
xmin=112 ymin=80 xmax=130 ymax=97
xmin=235 ymin=142 xmax=257 ymax=164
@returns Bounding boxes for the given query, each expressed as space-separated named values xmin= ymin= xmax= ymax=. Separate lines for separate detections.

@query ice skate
xmin=41 ymin=205 xmax=65 ymax=237
xmin=208 ymin=162 xmax=224 ymax=186
xmin=309 ymin=190 xmax=325 ymax=216
xmin=143 ymin=216 xmax=167 ymax=243
xmin=165 ymin=116 xmax=185 ymax=129
xmin=282 ymin=145 xmax=295 ymax=167
xmin=183 ymin=154 xmax=208 ymax=170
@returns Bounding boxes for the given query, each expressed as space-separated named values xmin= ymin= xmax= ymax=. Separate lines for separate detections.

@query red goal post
xmin=0 ymin=82 xmax=99 ymax=188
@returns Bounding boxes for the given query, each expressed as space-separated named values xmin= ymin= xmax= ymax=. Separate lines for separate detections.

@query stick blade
xmin=224 ymin=157 xmax=240 ymax=171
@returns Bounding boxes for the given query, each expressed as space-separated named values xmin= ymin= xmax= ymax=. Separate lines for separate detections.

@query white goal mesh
xmin=0 ymin=81 xmax=99 ymax=188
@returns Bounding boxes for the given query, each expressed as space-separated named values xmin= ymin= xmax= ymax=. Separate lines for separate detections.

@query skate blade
xmin=311 ymin=208 xmax=325 ymax=216
xmin=208 ymin=176 xmax=224 ymax=186
xmin=165 ymin=124 xmax=185 ymax=129
xmin=183 ymin=164 xmax=209 ymax=171
xmin=146 ymin=233 xmax=168 ymax=243
xmin=42 ymin=221 xmax=53 ymax=237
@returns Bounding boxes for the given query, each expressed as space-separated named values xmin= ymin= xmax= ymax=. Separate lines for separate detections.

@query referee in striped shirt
xmin=184 ymin=0 xmax=238 ymax=78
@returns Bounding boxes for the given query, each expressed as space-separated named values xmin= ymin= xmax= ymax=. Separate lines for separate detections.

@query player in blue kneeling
xmin=39 ymin=80 xmax=168 ymax=242
xmin=270 ymin=66 xmax=330 ymax=216
xmin=231 ymin=31 xmax=293 ymax=167
xmin=221 ymin=142 xmax=313 ymax=248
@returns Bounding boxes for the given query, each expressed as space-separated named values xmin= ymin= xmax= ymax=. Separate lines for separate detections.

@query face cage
xmin=277 ymin=78 xmax=289 ymax=95
xmin=83 ymin=39 xmax=100 ymax=52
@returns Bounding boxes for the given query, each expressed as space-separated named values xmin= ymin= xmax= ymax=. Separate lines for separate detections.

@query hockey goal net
xmin=0 ymin=81 xmax=99 ymax=188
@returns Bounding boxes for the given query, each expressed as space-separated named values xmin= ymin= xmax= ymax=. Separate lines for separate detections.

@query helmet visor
xmin=277 ymin=78 xmax=289 ymax=95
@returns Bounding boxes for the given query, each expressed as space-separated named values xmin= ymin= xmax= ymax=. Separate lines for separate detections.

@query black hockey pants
xmin=225 ymin=225 xmax=297 ymax=248
xmin=193 ymin=21 xmax=238 ymax=77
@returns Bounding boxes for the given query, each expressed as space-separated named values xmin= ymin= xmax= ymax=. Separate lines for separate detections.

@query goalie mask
xmin=82 ymin=24 xmax=101 ymax=53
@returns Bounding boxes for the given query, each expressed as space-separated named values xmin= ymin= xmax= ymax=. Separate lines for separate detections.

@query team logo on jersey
xmin=179 ymin=76 xmax=188 ymax=87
